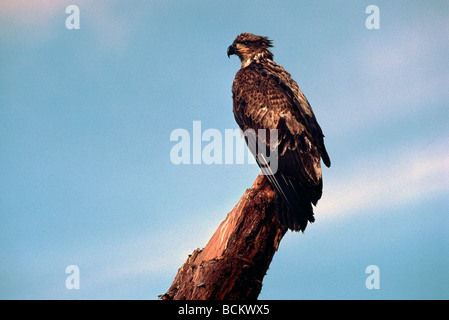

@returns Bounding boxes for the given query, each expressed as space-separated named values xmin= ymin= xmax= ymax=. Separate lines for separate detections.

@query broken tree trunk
xmin=161 ymin=173 xmax=287 ymax=300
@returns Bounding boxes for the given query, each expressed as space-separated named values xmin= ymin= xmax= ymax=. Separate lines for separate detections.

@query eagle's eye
xmin=242 ymin=40 xmax=250 ymax=45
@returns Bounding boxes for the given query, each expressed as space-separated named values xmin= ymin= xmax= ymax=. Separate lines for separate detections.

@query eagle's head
xmin=227 ymin=33 xmax=274 ymax=66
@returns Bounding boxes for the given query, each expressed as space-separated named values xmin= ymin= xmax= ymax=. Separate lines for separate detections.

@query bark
xmin=160 ymin=173 xmax=287 ymax=300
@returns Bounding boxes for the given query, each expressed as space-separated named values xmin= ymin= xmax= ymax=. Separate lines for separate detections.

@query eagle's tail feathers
xmin=258 ymin=155 xmax=314 ymax=232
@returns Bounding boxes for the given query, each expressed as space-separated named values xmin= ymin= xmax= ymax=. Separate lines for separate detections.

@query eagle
xmin=227 ymin=33 xmax=331 ymax=232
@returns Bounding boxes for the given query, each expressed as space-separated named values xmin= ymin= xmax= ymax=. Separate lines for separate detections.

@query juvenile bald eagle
xmin=227 ymin=33 xmax=331 ymax=232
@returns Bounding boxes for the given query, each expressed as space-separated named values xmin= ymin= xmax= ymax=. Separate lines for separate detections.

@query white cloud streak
xmin=318 ymin=138 xmax=449 ymax=220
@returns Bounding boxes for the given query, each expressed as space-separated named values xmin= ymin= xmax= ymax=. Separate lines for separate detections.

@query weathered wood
xmin=160 ymin=174 xmax=287 ymax=300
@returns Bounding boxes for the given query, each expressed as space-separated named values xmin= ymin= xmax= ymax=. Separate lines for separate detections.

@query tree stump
xmin=161 ymin=173 xmax=287 ymax=300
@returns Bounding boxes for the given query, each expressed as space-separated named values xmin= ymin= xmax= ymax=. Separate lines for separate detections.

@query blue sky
xmin=0 ymin=0 xmax=448 ymax=299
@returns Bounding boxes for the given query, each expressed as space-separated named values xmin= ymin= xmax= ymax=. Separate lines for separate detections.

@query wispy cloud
xmin=0 ymin=0 xmax=144 ymax=53
xmin=316 ymin=15 xmax=449 ymax=219
xmin=357 ymin=21 xmax=448 ymax=106
xmin=318 ymin=15 xmax=449 ymax=138
xmin=0 ymin=0 xmax=64 ymax=23
xmin=63 ymin=225 xmax=213 ymax=296
xmin=0 ymin=0 xmax=68 ymax=42
xmin=318 ymin=138 xmax=449 ymax=219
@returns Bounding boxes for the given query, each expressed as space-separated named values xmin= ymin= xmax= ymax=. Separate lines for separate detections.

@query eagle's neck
xmin=241 ymin=50 xmax=273 ymax=68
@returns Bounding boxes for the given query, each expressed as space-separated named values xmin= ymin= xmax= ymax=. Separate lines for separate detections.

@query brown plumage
xmin=227 ymin=33 xmax=331 ymax=232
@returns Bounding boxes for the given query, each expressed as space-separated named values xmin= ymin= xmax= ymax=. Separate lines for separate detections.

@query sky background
xmin=0 ymin=0 xmax=448 ymax=299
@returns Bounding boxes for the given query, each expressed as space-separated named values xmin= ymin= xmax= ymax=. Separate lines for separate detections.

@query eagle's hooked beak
xmin=227 ymin=44 xmax=236 ymax=58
